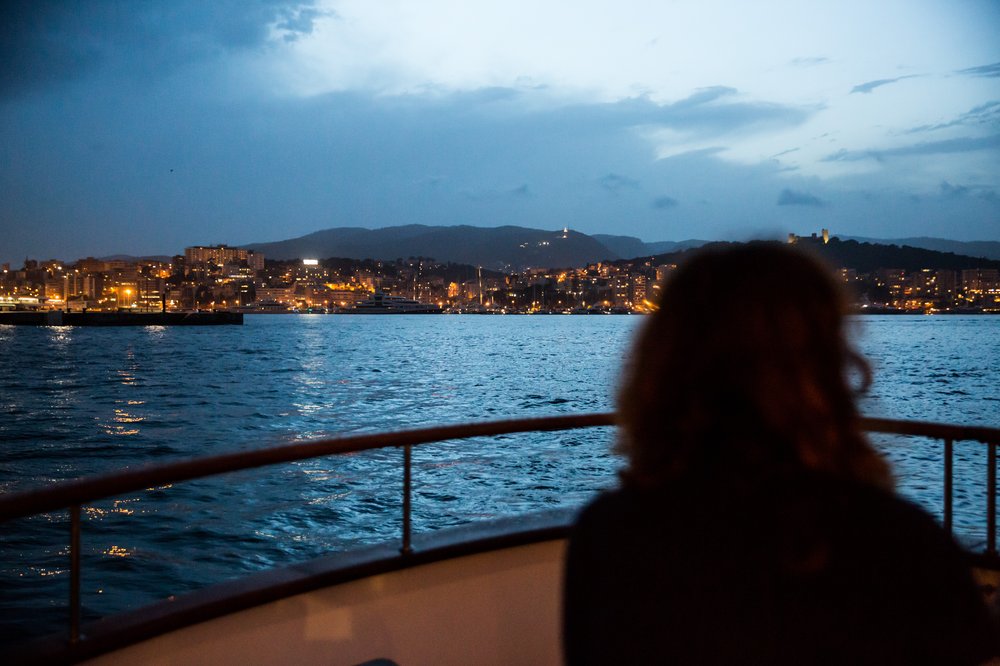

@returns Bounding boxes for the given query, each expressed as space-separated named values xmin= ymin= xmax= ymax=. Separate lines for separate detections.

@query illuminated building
xmin=184 ymin=245 xmax=264 ymax=272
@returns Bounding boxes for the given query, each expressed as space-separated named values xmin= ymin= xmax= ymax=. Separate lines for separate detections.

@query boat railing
xmin=0 ymin=413 xmax=998 ymax=646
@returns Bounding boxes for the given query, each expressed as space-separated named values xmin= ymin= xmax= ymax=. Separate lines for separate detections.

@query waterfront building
xmin=630 ymin=274 xmax=649 ymax=309
xmin=184 ymin=245 xmax=264 ymax=273
xmin=42 ymin=278 xmax=63 ymax=303
xmin=962 ymin=269 xmax=1000 ymax=309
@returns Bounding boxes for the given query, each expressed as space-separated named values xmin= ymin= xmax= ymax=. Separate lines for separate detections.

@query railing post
xmin=70 ymin=505 xmax=81 ymax=645
xmin=401 ymin=444 xmax=412 ymax=555
xmin=988 ymin=442 xmax=996 ymax=557
xmin=943 ymin=438 xmax=953 ymax=535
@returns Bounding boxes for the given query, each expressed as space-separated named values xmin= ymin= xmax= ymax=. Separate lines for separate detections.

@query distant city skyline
xmin=1 ymin=0 xmax=998 ymax=266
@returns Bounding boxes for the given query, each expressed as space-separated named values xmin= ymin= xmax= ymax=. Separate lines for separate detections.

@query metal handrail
xmin=0 ymin=412 xmax=998 ymax=646
xmin=0 ymin=413 xmax=616 ymax=522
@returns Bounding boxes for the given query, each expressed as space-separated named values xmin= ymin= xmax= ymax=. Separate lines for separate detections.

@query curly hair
xmin=617 ymin=242 xmax=891 ymax=490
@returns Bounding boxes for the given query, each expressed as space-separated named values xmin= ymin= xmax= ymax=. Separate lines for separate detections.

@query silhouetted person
xmin=563 ymin=243 xmax=997 ymax=665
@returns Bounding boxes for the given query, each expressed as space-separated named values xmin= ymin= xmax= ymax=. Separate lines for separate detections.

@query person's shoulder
xmin=822 ymin=477 xmax=977 ymax=576
xmin=837 ymin=479 xmax=952 ymax=538
xmin=573 ymin=486 xmax=632 ymax=525
xmin=572 ymin=485 xmax=658 ymax=530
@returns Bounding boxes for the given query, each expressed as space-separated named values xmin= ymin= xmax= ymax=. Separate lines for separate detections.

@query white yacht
xmin=344 ymin=292 xmax=443 ymax=314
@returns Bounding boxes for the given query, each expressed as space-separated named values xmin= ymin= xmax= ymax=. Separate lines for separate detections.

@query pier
xmin=0 ymin=311 xmax=243 ymax=326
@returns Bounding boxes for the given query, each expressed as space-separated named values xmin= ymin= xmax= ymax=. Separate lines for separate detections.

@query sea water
xmin=1 ymin=314 xmax=998 ymax=642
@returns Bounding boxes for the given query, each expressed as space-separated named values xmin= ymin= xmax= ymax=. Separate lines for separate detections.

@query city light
xmin=2 ymin=235 xmax=999 ymax=316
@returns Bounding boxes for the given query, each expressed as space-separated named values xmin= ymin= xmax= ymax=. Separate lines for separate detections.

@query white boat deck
xmin=86 ymin=539 xmax=566 ymax=666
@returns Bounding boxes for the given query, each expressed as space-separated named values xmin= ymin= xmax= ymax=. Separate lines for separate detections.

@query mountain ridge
xmin=245 ymin=224 xmax=624 ymax=270
xmin=246 ymin=224 xmax=1000 ymax=267
xmin=842 ymin=237 xmax=1000 ymax=261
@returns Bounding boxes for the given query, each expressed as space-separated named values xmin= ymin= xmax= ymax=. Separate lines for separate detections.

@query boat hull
xmin=7 ymin=510 xmax=573 ymax=665
xmin=86 ymin=540 xmax=565 ymax=666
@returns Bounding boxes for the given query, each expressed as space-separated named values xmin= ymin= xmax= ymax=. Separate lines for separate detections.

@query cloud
xmin=0 ymin=0 xmax=321 ymax=99
xmin=670 ymin=86 xmax=738 ymax=108
xmin=598 ymin=173 xmax=640 ymax=194
xmin=462 ymin=183 xmax=534 ymax=201
xmin=466 ymin=87 xmax=522 ymax=103
xmin=789 ymin=56 xmax=830 ymax=67
xmin=558 ymin=87 xmax=814 ymax=141
xmin=940 ymin=181 xmax=970 ymax=197
xmin=771 ymin=147 xmax=800 ymax=158
xmin=957 ymin=62 xmax=1000 ymax=78
xmin=905 ymin=101 xmax=1000 ymax=134
xmin=850 ymin=75 xmax=917 ymax=94
xmin=777 ymin=189 xmax=826 ymax=207
xmin=822 ymin=135 xmax=1000 ymax=162
xmin=940 ymin=181 xmax=998 ymax=202
xmin=2 ymin=66 xmax=996 ymax=263
xmin=275 ymin=5 xmax=334 ymax=42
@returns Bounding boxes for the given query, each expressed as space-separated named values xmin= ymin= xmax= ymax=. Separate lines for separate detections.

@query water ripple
xmin=1 ymin=315 xmax=998 ymax=643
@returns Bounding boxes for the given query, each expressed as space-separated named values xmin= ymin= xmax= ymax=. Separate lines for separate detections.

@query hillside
xmin=243 ymin=224 xmax=1000 ymax=272
xmin=591 ymin=234 xmax=708 ymax=257
xmin=842 ymin=237 xmax=1000 ymax=261
xmin=814 ymin=238 xmax=1000 ymax=272
xmin=246 ymin=225 xmax=622 ymax=270
xmin=639 ymin=238 xmax=1000 ymax=273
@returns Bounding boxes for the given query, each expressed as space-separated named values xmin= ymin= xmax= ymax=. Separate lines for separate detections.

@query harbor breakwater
xmin=0 ymin=311 xmax=243 ymax=326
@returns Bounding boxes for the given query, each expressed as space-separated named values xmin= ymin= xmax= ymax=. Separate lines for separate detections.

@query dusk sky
xmin=1 ymin=0 xmax=998 ymax=265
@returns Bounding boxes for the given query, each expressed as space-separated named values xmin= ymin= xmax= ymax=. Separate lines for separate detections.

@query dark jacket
xmin=564 ymin=472 xmax=997 ymax=664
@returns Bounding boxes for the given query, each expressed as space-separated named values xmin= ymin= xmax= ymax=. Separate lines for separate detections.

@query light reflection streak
xmin=100 ymin=399 xmax=145 ymax=436
xmin=27 ymin=566 xmax=68 ymax=577
xmin=144 ymin=326 xmax=167 ymax=340
xmin=45 ymin=327 xmax=73 ymax=347
xmin=84 ymin=501 xmax=137 ymax=519
xmin=103 ymin=545 xmax=131 ymax=558
xmin=113 ymin=409 xmax=144 ymax=424
xmin=307 ymin=492 xmax=350 ymax=505
xmin=100 ymin=425 xmax=140 ymax=436
xmin=117 ymin=346 xmax=138 ymax=385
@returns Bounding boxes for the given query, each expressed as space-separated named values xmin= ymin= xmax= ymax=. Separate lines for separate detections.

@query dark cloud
xmin=777 ymin=189 xmax=826 ymax=207
xmin=670 ymin=86 xmax=738 ymax=108
xmin=0 ymin=0 xmax=320 ymax=99
xmin=771 ymin=147 xmax=800 ymax=158
xmin=276 ymin=5 xmax=334 ymax=41
xmin=789 ymin=56 xmax=830 ymax=67
xmin=2 ymin=77 xmax=995 ymax=263
xmin=548 ymin=87 xmax=813 ymax=141
xmin=448 ymin=86 xmax=522 ymax=105
xmin=850 ymin=75 xmax=917 ymax=94
xmin=940 ymin=181 xmax=970 ymax=197
xmin=822 ymin=134 xmax=1000 ymax=162
xmin=651 ymin=196 xmax=679 ymax=209
xmin=941 ymin=181 xmax=998 ymax=202
xmin=462 ymin=183 xmax=534 ymax=201
xmin=598 ymin=173 xmax=640 ymax=194
xmin=0 ymin=2 xmax=103 ymax=99
xmin=905 ymin=101 xmax=1000 ymax=134
xmin=957 ymin=62 xmax=1000 ymax=78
